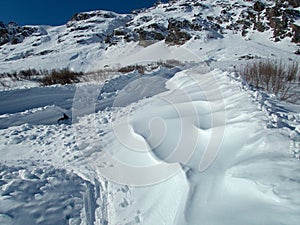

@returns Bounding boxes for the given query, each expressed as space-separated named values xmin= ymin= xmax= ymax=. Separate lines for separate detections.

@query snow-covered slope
xmin=0 ymin=11 xmax=132 ymax=73
xmin=0 ymin=0 xmax=299 ymax=74
xmin=0 ymin=0 xmax=300 ymax=225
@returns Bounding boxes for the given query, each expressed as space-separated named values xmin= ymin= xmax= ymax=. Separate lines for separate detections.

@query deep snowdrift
xmin=0 ymin=65 xmax=299 ymax=225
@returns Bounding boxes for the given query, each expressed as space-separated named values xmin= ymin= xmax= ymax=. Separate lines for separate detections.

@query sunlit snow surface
xmin=0 ymin=1 xmax=300 ymax=224
xmin=0 ymin=65 xmax=299 ymax=224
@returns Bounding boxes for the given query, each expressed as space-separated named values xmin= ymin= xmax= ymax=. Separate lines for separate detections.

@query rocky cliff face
xmin=0 ymin=21 xmax=43 ymax=46
xmin=192 ymin=0 xmax=300 ymax=42
xmin=60 ymin=11 xmax=132 ymax=45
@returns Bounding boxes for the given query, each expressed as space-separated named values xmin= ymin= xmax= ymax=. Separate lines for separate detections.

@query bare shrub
xmin=118 ymin=65 xmax=145 ymax=74
xmin=241 ymin=59 xmax=299 ymax=101
xmin=18 ymin=69 xmax=40 ymax=79
xmin=117 ymin=60 xmax=183 ymax=75
xmin=162 ymin=59 xmax=183 ymax=68
xmin=0 ymin=69 xmax=40 ymax=80
xmin=81 ymin=68 xmax=117 ymax=82
xmin=39 ymin=69 xmax=83 ymax=86
xmin=1 ymin=60 xmax=185 ymax=86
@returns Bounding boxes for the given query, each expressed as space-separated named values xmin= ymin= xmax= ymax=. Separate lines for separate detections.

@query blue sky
xmin=0 ymin=0 xmax=168 ymax=26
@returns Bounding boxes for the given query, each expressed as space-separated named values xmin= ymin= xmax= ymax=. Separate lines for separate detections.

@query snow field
xmin=0 ymin=65 xmax=299 ymax=225
xmin=0 ymin=0 xmax=299 ymax=224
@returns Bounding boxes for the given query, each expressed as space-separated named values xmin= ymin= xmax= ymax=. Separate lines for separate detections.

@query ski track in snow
xmin=0 ymin=64 xmax=299 ymax=224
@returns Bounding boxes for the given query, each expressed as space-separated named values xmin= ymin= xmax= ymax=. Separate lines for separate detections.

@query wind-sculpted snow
xmin=0 ymin=1 xmax=300 ymax=223
xmin=72 ymin=67 xmax=299 ymax=224
xmin=0 ymin=65 xmax=300 ymax=224
xmin=98 ymin=67 xmax=300 ymax=225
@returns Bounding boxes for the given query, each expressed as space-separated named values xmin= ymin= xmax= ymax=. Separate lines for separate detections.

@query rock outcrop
xmin=0 ymin=22 xmax=40 ymax=46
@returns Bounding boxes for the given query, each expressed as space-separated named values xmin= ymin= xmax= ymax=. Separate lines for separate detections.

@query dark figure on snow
xmin=57 ymin=113 xmax=69 ymax=124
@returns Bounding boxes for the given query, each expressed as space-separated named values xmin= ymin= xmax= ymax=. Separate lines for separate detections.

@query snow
xmin=0 ymin=162 xmax=90 ymax=225
xmin=0 ymin=0 xmax=298 ymax=78
xmin=93 ymin=41 xmax=200 ymax=70
xmin=0 ymin=0 xmax=300 ymax=224
xmin=1 ymin=64 xmax=299 ymax=224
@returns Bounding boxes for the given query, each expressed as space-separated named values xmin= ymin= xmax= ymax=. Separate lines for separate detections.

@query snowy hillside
xmin=0 ymin=0 xmax=300 ymax=225
xmin=0 ymin=0 xmax=299 ymax=74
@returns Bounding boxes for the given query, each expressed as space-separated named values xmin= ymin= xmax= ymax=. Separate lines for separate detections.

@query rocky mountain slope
xmin=0 ymin=0 xmax=299 ymax=74
xmin=1 ymin=1 xmax=300 ymax=225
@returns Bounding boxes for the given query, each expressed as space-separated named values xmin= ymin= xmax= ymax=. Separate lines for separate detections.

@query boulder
xmin=253 ymin=1 xmax=265 ymax=12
